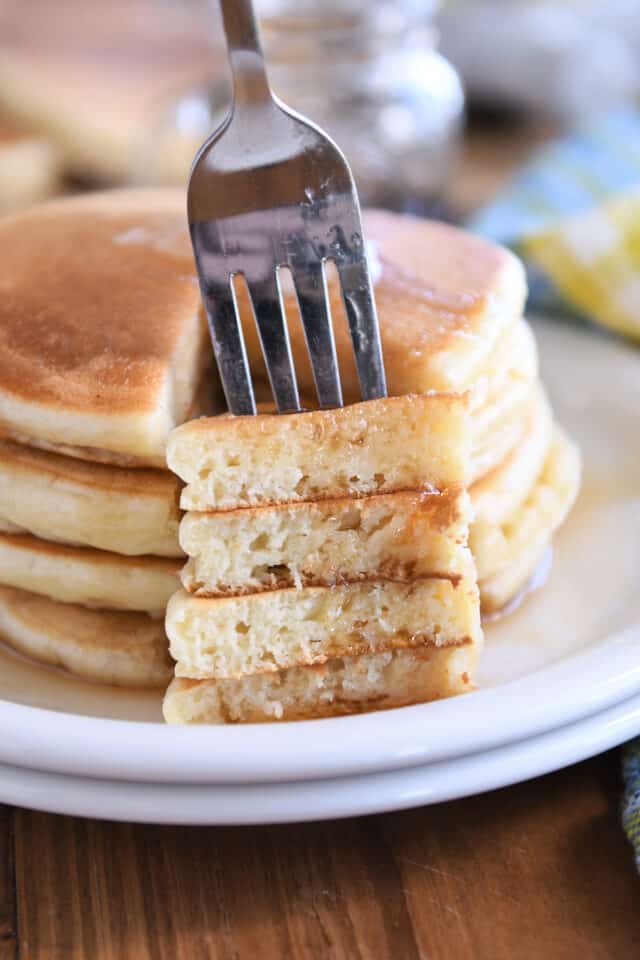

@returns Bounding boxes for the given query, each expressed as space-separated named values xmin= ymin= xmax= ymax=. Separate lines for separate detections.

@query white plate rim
xmin=2 ymin=689 xmax=639 ymax=824
xmin=0 ymin=623 xmax=638 ymax=784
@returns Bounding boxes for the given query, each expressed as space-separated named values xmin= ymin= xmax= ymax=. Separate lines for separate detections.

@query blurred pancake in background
xmin=0 ymin=123 xmax=61 ymax=213
xmin=0 ymin=0 xmax=229 ymax=185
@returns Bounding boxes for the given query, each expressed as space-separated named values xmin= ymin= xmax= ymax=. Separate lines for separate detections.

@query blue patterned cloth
xmin=622 ymin=741 xmax=640 ymax=871
xmin=470 ymin=111 xmax=640 ymax=870
xmin=469 ymin=109 xmax=640 ymax=341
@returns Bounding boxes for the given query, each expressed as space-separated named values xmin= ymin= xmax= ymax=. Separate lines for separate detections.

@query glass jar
xmin=256 ymin=0 xmax=464 ymax=213
xmin=143 ymin=0 xmax=463 ymax=211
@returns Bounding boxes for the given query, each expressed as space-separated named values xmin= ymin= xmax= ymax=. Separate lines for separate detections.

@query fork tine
xmin=335 ymin=251 xmax=387 ymax=401
xmin=247 ymin=271 xmax=301 ymax=413
xmin=290 ymin=261 xmax=343 ymax=409
xmin=200 ymin=276 xmax=256 ymax=416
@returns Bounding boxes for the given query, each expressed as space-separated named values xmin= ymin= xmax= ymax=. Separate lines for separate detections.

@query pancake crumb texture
xmin=168 ymin=572 xmax=481 ymax=680
xmin=169 ymin=394 xmax=470 ymax=511
xmin=165 ymin=392 xmax=484 ymax=723
xmin=180 ymin=488 xmax=470 ymax=596
xmin=164 ymin=645 xmax=479 ymax=724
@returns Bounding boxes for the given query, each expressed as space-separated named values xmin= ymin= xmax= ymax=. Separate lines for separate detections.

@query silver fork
xmin=188 ymin=0 xmax=386 ymax=415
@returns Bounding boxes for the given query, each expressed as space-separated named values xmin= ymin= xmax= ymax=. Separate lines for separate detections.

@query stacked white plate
xmin=0 ymin=321 xmax=638 ymax=824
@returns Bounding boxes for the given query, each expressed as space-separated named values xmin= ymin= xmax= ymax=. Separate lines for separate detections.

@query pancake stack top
xmin=0 ymin=189 xmax=580 ymax=706
xmin=163 ymin=396 xmax=484 ymax=723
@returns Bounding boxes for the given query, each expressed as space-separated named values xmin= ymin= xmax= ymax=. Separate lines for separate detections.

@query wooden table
xmin=1 ymin=754 xmax=638 ymax=959
xmin=1 ymin=118 xmax=638 ymax=959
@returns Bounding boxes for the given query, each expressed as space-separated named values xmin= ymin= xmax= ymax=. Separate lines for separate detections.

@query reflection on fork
xmin=188 ymin=0 xmax=386 ymax=415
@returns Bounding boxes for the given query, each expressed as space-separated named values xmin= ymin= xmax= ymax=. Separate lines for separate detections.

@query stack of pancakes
xmin=163 ymin=396 xmax=483 ymax=723
xmin=0 ymin=191 xmax=215 ymax=688
xmin=0 ymin=188 xmax=580 ymax=704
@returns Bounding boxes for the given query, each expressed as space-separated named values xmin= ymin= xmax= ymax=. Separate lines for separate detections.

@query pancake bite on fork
xmin=165 ymin=393 xmax=483 ymax=723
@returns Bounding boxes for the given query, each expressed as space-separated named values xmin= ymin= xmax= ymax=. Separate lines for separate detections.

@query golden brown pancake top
xmin=0 ymin=190 xmax=520 ymax=423
xmin=0 ymin=197 xmax=201 ymax=416
xmin=243 ymin=208 xmax=523 ymax=398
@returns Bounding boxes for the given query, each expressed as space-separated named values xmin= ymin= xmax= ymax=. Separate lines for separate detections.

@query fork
xmin=188 ymin=0 xmax=386 ymax=415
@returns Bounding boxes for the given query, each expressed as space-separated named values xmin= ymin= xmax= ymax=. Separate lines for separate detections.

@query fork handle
xmin=218 ymin=0 xmax=272 ymax=106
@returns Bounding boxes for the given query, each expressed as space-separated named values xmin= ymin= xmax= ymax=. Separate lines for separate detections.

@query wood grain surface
xmin=0 ymin=807 xmax=16 ymax=960
xmin=1 ymin=752 xmax=637 ymax=960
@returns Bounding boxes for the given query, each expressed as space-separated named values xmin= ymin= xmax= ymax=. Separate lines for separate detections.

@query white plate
xmin=0 ymin=319 xmax=638 ymax=785
xmin=1 ymin=690 xmax=638 ymax=825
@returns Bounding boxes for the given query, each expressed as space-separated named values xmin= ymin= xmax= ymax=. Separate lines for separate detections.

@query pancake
xmin=0 ymin=584 xmax=171 ymax=688
xmin=0 ymin=532 xmax=179 ymax=615
xmin=163 ymin=644 xmax=479 ymax=724
xmin=180 ymin=487 xmax=471 ymax=596
xmin=470 ymin=319 xmax=539 ymax=483
xmin=469 ymin=317 xmax=538 ymax=414
xmin=0 ymin=0 xmax=224 ymax=183
xmin=471 ymin=385 xmax=553 ymax=528
xmin=472 ymin=429 xmax=582 ymax=612
xmin=167 ymin=558 xmax=481 ymax=680
xmin=243 ymin=210 xmax=527 ymax=403
xmin=0 ymin=440 xmax=182 ymax=557
xmin=0 ymin=126 xmax=60 ymax=214
xmin=471 ymin=378 xmax=538 ymax=485
xmin=0 ymin=191 xmax=212 ymax=465
xmin=169 ymin=394 xmax=471 ymax=512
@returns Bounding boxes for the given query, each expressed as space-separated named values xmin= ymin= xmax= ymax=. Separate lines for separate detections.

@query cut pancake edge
xmin=163 ymin=644 xmax=480 ymax=724
xmin=171 ymin=393 xmax=472 ymax=512
xmin=179 ymin=484 xmax=469 ymax=522
xmin=166 ymin=571 xmax=482 ymax=681
xmin=178 ymin=486 xmax=472 ymax=597
xmin=182 ymin=569 xmax=468 ymax=599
